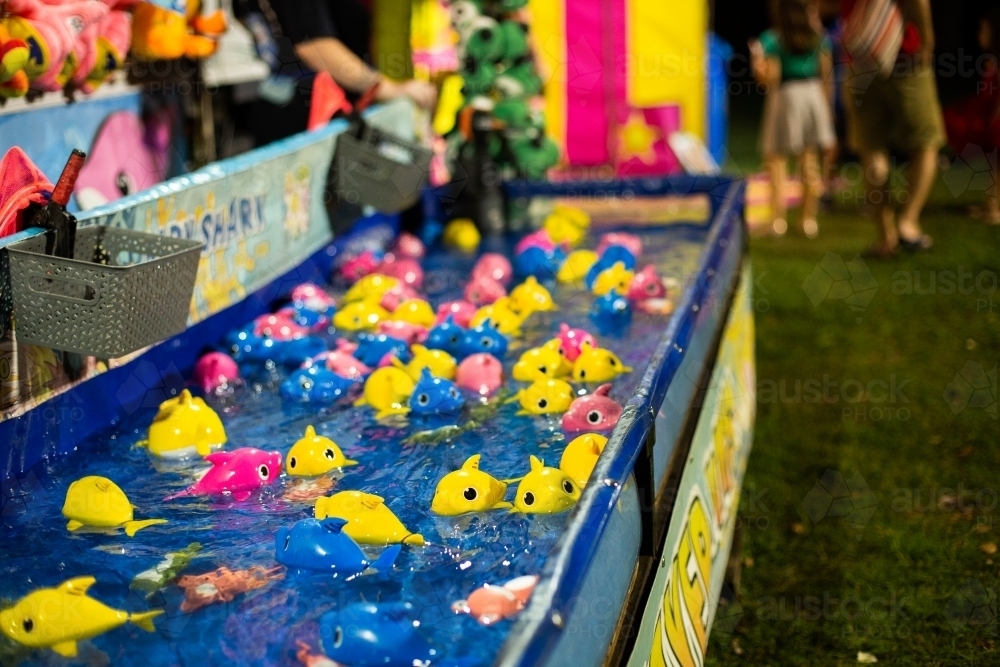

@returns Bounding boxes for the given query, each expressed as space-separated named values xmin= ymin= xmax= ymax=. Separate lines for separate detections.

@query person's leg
xmin=799 ymin=148 xmax=822 ymax=237
xmin=767 ymin=155 xmax=788 ymax=234
xmin=988 ymin=157 xmax=1000 ymax=224
xmin=849 ymin=73 xmax=896 ymax=253
xmin=861 ymin=149 xmax=896 ymax=252
xmin=897 ymin=147 xmax=937 ymax=241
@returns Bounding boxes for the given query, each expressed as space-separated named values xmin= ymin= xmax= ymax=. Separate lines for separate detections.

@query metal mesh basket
xmin=332 ymin=122 xmax=432 ymax=213
xmin=6 ymin=226 xmax=203 ymax=357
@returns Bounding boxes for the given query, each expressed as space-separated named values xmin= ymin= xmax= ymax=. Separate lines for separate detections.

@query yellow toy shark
xmin=0 ymin=577 xmax=162 ymax=657
xmin=571 ymin=342 xmax=632 ymax=383
xmin=147 ymin=389 xmax=227 ymax=458
xmin=62 ymin=476 xmax=167 ymax=537
xmin=333 ymin=300 xmax=390 ymax=331
xmin=469 ymin=297 xmax=527 ymax=337
xmin=431 ymin=454 xmax=514 ymax=515
xmin=543 ymin=205 xmax=590 ymax=247
xmin=559 ymin=433 xmax=608 ymax=488
xmin=315 ymin=491 xmax=425 ymax=545
xmin=390 ymin=299 xmax=436 ymax=328
xmin=285 ymin=425 xmax=358 ymax=477
xmin=343 ymin=273 xmax=399 ymax=304
xmin=508 ymin=276 xmax=557 ymax=315
xmin=393 ymin=345 xmax=457 ymax=380
xmin=443 ymin=219 xmax=480 ymax=253
xmin=557 ymin=250 xmax=599 ymax=284
xmin=353 ymin=367 xmax=415 ymax=418
xmin=512 ymin=340 xmax=572 ymax=382
xmin=511 ymin=456 xmax=581 ymax=514
xmin=591 ymin=261 xmax=634 ymax=297
xmin=510 ymin=377 xmax=575 ymax=415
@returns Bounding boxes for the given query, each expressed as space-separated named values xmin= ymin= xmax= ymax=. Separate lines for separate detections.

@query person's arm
xmin=750 ymin=39 xmax=782 ymax=91
xmin=899 ymin=0 xmax=935 ymax=66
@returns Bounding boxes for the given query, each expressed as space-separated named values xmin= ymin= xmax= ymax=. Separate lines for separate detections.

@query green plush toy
xmin=461 ymin=56 xmax=497 ymax=95
xmin=450 ymin=0 xmax=485 ymax=42
xmin=465 ymin=18 xmax=506 ymax=63
xmin=510 ymin=134 xmax=560 ymax=180
xmin=493 ymin=98 xmax=532 ymax=130
xmin=498 ymin=0 xmax=529 ymax=11
xmin=496 ymin=60 xmax=542 ymax=97
xmin=497 ymin=21 xmax=529 ymax=62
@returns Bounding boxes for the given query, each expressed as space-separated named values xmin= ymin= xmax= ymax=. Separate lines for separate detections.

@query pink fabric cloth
xmin=0 ymin=147 xmax=52 ymax=238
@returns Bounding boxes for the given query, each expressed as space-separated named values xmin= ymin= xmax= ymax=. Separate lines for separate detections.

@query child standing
xmin=751 ymin=0 xmax=836 ymax=238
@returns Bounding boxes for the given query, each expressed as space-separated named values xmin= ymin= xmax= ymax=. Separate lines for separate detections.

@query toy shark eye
xmin=324 ymin=449 xmax=336 ymax=460
xmin=299 ymin=376 xmax=313 ymax=389
xmin=537 ymin=398 xmax=548 ymax=409
xmin=289 ymin=457 xmax=297 ymax=469
xmin=22 ymin=619 xmax=33 ymax=633
xmin=333 ymin=626 xmax=344 ymax=648
xmin=578 ymin=370 xmax=586 ymax=379
xmin=587 ymin=410 xmax=602 ymax=424
xmin=610 ymin=358 xmax=617 ymax=366
xmin=538 ymin=366 xmax=547 ymax=374
xmin=464 ymin=487 xmax=478 ymax=501
xmin=646 ymin=282 xmax=658 ymax=293
xmin=563 ymin=480 xmax=575 ymax=494
xmin=449 ymin=388 xmax=460 ymax=398
xmin=258 ymin=465 xmax=270 ymax=480
xmin=523 ymin=491 xmax=535 ymax=506
xmin=451 ymin=334 xmax=459 ymax=343
xmin=481 ymin=337 xmax=493 ymax=348
xmin=284 ymin=534 xmax=291 ymax=551
xmin=417 ymin=393 xmax=430 ymax=406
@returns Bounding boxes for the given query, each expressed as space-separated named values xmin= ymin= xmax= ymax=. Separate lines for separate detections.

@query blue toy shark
xmin=319 ymin=601 xmax=437 ymax=667
xmin=424 ymin=315 xmax=466 ymax=357
xmin=354 ymin=333 xmax=412 ymax=367
xmin=275 ymin=518 xmax=400 ymax=576
xmin=457 ymin=320 xmax=508 ymax=360
xmin=280 ymin=365 xmax=360 ymax=402
xmin=409 ymin=369 xmax=465 ymax=416
xmin=589 ymin=289 xmax=632 ymax=335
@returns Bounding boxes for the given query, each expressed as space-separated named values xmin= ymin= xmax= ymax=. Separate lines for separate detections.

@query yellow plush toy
xmin=130 ymin=0 xmax=225 ymax=60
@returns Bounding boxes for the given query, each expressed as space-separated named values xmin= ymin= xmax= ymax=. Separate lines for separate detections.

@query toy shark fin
xmin=128 ymin=610 xmax=163 ymax=632
xmin=314 ymin=496 xmax=329 ymax=517
xmin=375 ymin=406 xmax=409 ymax=419
xmin=499 ymin=476 xmax=524 ymax=484
xmin=343 ymin=458 xmax=359 ymax=466
xmin=59 ymin=576 xmax=96 ymax=595
xmin=359 ymin=493 xmax=385 ymax=509
xmin=66 ymin=519 xmax=85 ymax=532
xmin=178 ymin=389 xmax=193 ymax=405
xmin=462 ymin=454 xmax=482 ymax=471
xmin=320 ymin=517 xmax=349 ymax=532
xmin=622 ymin=365 xmax=633 ymax=373
xmin=304 ymin=425 xmax=317 ymax=439
xmin=51 ymin=641 xmax=78 ymax=657
xmin=594 ymin=383 xmax=613 ymax=396
xmin=353 ymin=395 xmax=369 ymax=407
xmin=370 ymin=544 xmax=402 ymax=572
xmin=402 ymin=533 xmax=425 ymax=546
xmin=194 ymin=441 xmax=213 ymax=457
xmin=123 ymin=519 xmax=168 ymax=537
xmin=515 ymin=409 xmax=530 ymax=416
xmin=390 ymin=356 xmax=407 ymax=370
xmin=492 ymin=501 xmax=514 ymax=510
xmin=204 ymin=451 xmax=235 ymax=465
xmin=529 ymin=455 xmax=544 ymax=471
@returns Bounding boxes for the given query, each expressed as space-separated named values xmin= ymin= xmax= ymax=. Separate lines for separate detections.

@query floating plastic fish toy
xmin=557 ymin=249 xmax=599 ymax=284
xmin=390 ymin=298 xmax=436 ymax=328
xmin=319 ymin=602 xmax=437 ymax=667
xmin=443 ymin=218 xmax=481 ymax=252
xmin=596 ymin=232 xmax=642 ymax=259
xmin=435 ymin=300 xmax=476 ymax=328
xmin=559 ymin=433 xmax=609 ymax=487
xmin=514 ymin=229 xmax=562 ymax=255
xmin=458 ymin=320 xmax=509 ymax=359
xmin=279 ymin=304 xmax=332 ymax=332
xmin=453 ymin=575 xmax=538 ymax=624
xmin=508 ymin=276 xmax=557 ymax=315
xmin=455 ymin=353 xmax=505 ymax=396
xmin=130 ymin=542 xmax=202 ymax=598
xmin=333 ymin=300 xmax=391 ymax=331
xmin=340 ymin=250 xmax=383 ymax=282
xmin=554 ymin=323 xmax=597 ymax=362
xmin=571 ymin=342 xmax=632 ymax=383
xmin=431 ymin=454 xmax=513 ymax=515
xmin=543 ymin=205 xmax=589 ymax=246
xmin=165 ymin=448 xmax=282 ymax=501
xmin=286 ymin=425 xmax=357 ymax=476
xmin=320 ymin=349 xmax=372 ymax=379
xmin=514 ymin=245 xmax=566 ymax=282
xmin=192 ymin=351 xmax=240 ymax=393
xmin=409 ymin=368 xmax=465 ymax=416
xmin=627 ymin=264 xmax=667 ymax=302
xmin=354 ymin=367 xmax=415 ymax=419
xmin=377 ymin=319 xmax=427 ymax=345
xmin=291 ymin=282 xmax=337 ymax=311
xmin=512 ymin=377 xmax=575 ymax=415
xmin=177 ymin=566 xmax=283 ymax=613
xmin=62 ymin=476 xmax=167 ymax=537
xmin=511 ymin=455 xmax=581 ymax=514
xmin=0 ymin=577 xmax=162 ymax=657
xmin=472 ymin=252 xmax=514 ymax=286
xmin=562 ymin=384 xmax=623 ymax=432
xmin=379 ymin=282 xmax=420 ymax=312
xmin=464 ymin=273 xmax=507 ymax=306
xmin=591 ymin=261 xmax=635 ymax=297
xmin=276 ymin=517 xmax=400 ymax=576
xmin=147 ymin=389 xmax=227 ymax=459
xmin=512 ymin=339 xmax=571 ymax=382
xmin=394 ymin=344 xmax=457 ymax=380
xmin=589 ymin=289 xmax=632 ymax=333
xmin=378 ymin=256 xmax=424 ymax=289
xmin=470 ymin=297 xmax=527 ymax=337
xmin=315 ymin=491 xmax=425 ymax=545
xmin=425 ymin=315 xmax=467 ymax=357
xmin=254 ymin=311 xmax=312 ymax=340
xmin=392 ymin=231 xmax=425 ymax=259
xmin=280 ymin=364 xmax=359 ymax=403
xmin=343 ymin=273 xmax=399 ymax=303
xmin=353 ymin=332 xmax=412 ymax=368
xmin=231 ymin=330 xmax=327 ymax=368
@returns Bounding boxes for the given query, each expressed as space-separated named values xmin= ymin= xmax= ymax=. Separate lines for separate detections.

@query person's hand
xmin=376 ymin=78 xmax=437 ymax=111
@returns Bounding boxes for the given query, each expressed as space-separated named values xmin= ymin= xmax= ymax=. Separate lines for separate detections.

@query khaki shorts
xmin=845 ymin=64 xmax=946 ymax=155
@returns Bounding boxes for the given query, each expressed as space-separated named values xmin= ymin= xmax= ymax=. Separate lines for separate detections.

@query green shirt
xmin=759 ymin=29 xmax=831 ymax=82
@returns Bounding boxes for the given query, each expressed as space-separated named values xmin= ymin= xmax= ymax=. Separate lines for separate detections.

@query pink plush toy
xmin=456 ymin=353 xmax=504 ymax=396
xmin=472 ymin=252 xmax=514 ymax=286
xmin=596 ymin=232 xmax=642 ymax=259
xmin=562 ymin=384 xmax=623 ymax=433
xmin=73 ymin=2 xmax=132 ymax=94
xmin=192 ymin=351 xmax=240 ymax=393
xmin=435 ymin=300 xmax=476 ymax=328
xmin=554 ymin=323 xmax=597 ymax=362
xmin=464 ymin=274 xmax=506 ymax=306
xmin=378 ymin=256 xmax=424 ymax=289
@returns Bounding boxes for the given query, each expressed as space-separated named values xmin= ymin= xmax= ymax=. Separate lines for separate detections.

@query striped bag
xmin=843 ymin=0 xmax=904 ymax=78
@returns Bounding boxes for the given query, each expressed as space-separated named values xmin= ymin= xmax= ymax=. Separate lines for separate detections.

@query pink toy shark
xmin=464 ymin=274 xmax=507 ymax=306
xmin=456 ymin=353 xmax=504 ymax=396
xmin=435 ymin=300 xmax=476 ymax=328
xmin=555 ymin=323 xmax=597 ymax=362
xmin=377 ymin=320 xmax=428 ymax=345
xmin=165 ymin=448 xmax=282 ymax=501
xmin=472 ymin=253 xmax=514 ymax=287
xmin=514 ymin=229 xmax=564 ymax=255
xmin=378 ymin=256 xmax=424 ymax=289
xmin=192 ymin=352 xmax=240 ymax=393
xmin=316 ymin=350 xmax=371 ymax=379
xmin=379 ymin=283 xmax=420 ymax=312
xmin=391 ymin=232 xmax=426 ymax=259
xmin=596 ymin=232 xmax=642 ymax=259
xmin=291 ymin=283 xmax=336 ymax=311
xmin=254 ymin=312 xmax=310 ymax=340
xmin=626 ymin=265 xmax=666 ymax=302
xmin=339 ymin=250 xmax=381 ymax=281
xmin=452 ymin=575 xmax=539 ymax=625
xmin=562 ymin=384 xmax=623 ymax=433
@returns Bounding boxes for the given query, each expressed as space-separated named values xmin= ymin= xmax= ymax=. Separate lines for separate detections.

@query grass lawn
xmin=705 ymin=98 xmax=1000 ymax=666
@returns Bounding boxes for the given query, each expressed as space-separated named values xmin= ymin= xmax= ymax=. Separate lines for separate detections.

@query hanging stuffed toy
xmin=1 ymin=0 xmax=109 ymax=92
xmin=71 ymin=0 xmax=134 ymax=93
xmin=0 ymin=23 xmax=30 ymax=97
xmin=130 ymin=0 xmax=225 ymax=61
